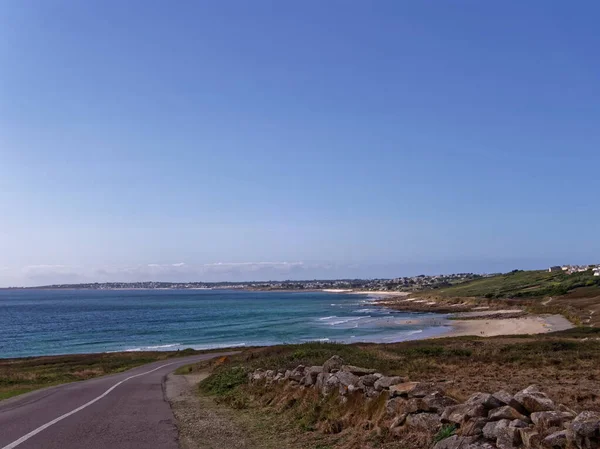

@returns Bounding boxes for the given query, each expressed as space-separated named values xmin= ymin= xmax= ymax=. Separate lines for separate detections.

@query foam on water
xmin=0 ymin=289 xmax=450 ymax=358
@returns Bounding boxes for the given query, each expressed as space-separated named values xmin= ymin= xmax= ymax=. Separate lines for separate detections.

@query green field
xmin=431 ymin=269 xmax=600 ymax=299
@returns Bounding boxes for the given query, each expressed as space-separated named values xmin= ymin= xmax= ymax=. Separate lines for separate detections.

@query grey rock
xmin=374 ymin=376 xmax=405 ymax=391
xmin=322 ymin=355 xmax=344 ymax=373
xmin=488 ymin=406 xmax=529 ymax=422
xmin=460 ymin=417 xmax=488 ymax=436
xmin=496 ymin=426 xmax=522 ymax=449
xmin=466 ymin=392 xmax=505 ymax=409
xmin=530 ymin=411 xmax=574 ymax=428
xmin=288 ymin=365 xmax=306 ymax=382
xmin=441 ymin=404 xmax=487 ymax=425
xmin=389 ymin=414 xmax=407 ymax=429
xmin=405 ymin=412 xmax=441 ymax=430
xmin=335 ymin=371 xmax=359 ymax=395
xmin=482 ymin=419 xmax=510 ymax=440
xmin=509 ymin=419 xmax=529 ymax=428
xmin=519 ymin=428 xmax=541 ymax=448
xmin=543 ymin=430 xmax=567 ymax=448
xmin=322 ymin=374 xmax=340 ymax=395
xmin=422 ymin=392 xmax=459 ymax=413
xmin=570 ymin=410 xmax=600 ymax=438
xmin=513 ymin=385 xmax=555 ymax=413
xmin=315 ymin=372 xmax=331 ymax=392
xmin=409 ymin=382 xmax=443 ymax=398
xmin=250 ymin=369 xmax=265 ymax=382
xmin=341 ymin=365 xmax=376 ymax=376
xmin=433 ymin=435 xmax=479 ymax=449
xmin=385 ymin=397 xmax=404 ymax=416
xmin=492 ymin=390 xmax=513 ymax=406
xmin=304 ymin=366 xmax=322 ymax=385
xmin=358 ymin=374 xmax=380 ymax=387
xmin=389 ymin=381 xmax=420 ymax=397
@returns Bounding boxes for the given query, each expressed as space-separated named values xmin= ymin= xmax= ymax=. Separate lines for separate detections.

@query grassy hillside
xmin=432 ymin=269 xmax=600 ymax=299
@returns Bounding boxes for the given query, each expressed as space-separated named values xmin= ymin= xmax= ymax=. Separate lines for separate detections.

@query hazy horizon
xmin=2 ymin=1 xmax=599 ymax=288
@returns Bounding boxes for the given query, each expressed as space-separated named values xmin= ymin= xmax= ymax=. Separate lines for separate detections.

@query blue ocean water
xmin=0 ymin=289 xmax=450 ymax=358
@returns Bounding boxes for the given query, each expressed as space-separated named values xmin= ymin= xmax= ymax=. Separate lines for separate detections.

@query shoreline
xmin=438 ymin=313 xmax=574 ymax=338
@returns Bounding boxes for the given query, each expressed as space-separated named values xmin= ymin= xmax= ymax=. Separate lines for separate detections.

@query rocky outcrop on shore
xmin=249 ymin=356 xmax=600 ymax=449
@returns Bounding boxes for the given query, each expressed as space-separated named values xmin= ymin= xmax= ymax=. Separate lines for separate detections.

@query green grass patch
xmin=433 ymin=424 xmax=457 ymax=443
xmin=200 ymin=366 xmax=248 ymax=396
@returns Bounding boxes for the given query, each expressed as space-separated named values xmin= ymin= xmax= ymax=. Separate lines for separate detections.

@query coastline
xmin=360 ymin=292 xmax=577 ymax=339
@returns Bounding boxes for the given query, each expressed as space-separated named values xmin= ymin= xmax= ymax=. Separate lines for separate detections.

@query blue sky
xmin=1 ymin=1 xmax=599 ymax=286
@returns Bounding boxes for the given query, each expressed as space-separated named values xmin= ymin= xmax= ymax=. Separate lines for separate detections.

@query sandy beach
xmin=440 ymin=314 xmax=574 ymax=338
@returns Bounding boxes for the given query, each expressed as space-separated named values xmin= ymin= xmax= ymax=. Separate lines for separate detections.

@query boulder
xmin=405 ymin=412 xmax=441 ymax=431
xmin=357 ymin=374 xmax=379 ymax=388
xmin=288 ymin=365 xmax=306 ymax=382
xmin=519 ymin=428 xmax=542 ymax=449
xmin=341 ymin=365 xmax=376 ymax=376
xmin=433 ymin=435 xmax=479 ymax=449
xmin=284 ymin=369 xmax=292 ymax=380
xmin=543 ymin=430 xmax=567 ymax=448
xmin=482 ymin=419 xmax=510 ymax=440
xmin=389 ymin=414 xmax=407 ymax=429
xmin=335 ymin=371 xmax=360 ymax=395
xmin=441 ymin=404 xmax=487 ymax=425
xmin=374 ymin=376 xmax=405 ymax=391
xmin=322 ymin=355 xmax=344 ymax=373
xmin=315 ymin=372 xmax=331 ymax=392
xmin=509 ymin=419 xmax=529 ymax=428
xmin=569 ymin=410 xmax=600 ymax=438
xmin=496 ymin=426 xmax=522 ymax=449
xmin=303 ymin=366 xmax=323 ymax=386
xmin=385 ymin=397 xmax=406 ymax=416
xmin=488 ymin=406 xmax=529 ymax=422
xmin=492 ymin=390 xmax=513 ymax=406
xmin=566 ymin=410 xmax=600 ymax=449
xmin=389 ymin=382 xmax=420 ymax=397
xmin=409 ymin=382 xmax=443 ymax=398
xmin=530 ymin=411 xmax=574 ymax=428
xmin=273 ymin=372 xmax=285 ymax=383
xmin=422 ymin=392 xmax=459 ymax=413
xmin=466 ymin=392 xmax=505 ymax=409
xmin=250 ymin=369 xmax=266 ymax=382
xmin=513 ymin=385 xmax=555 ymax=413
xmin=460 ymin=417 xmax=488 ymax=436
xmin=322 ymin=374 xmax=340 ymax=395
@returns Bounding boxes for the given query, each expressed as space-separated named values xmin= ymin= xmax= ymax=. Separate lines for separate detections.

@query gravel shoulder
xmin=165 ymin=372 xmax=255 ymax=449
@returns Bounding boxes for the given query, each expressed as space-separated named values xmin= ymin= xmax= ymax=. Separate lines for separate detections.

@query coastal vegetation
xmin=431 ymin=269 xmax=600 ymax=299
xmin=176 ymin=331 xmax=600 ymax=448
xmin=0 ymin=349 xmax=199 ymax=400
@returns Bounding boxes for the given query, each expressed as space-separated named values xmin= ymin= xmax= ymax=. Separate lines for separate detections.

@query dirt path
xmin=165 ymin=372 xmax=255 ymax=449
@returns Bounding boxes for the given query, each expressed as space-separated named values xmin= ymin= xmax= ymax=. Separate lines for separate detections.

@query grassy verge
xmin=192 ymin=330 xmax=600 ymax=442
xmin=0 ymin=348 xmax=201 ymax=401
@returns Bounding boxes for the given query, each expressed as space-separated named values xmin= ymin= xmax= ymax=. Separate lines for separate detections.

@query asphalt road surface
xmin=0 ymin=353 xmax=235 ymax=449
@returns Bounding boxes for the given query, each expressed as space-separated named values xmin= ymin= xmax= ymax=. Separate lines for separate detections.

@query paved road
xmin=0 ymin=353 xmax=235 ymax=449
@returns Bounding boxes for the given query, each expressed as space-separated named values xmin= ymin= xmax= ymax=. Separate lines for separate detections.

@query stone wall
xmin=249 ymin=355 xmax=600 ymax=449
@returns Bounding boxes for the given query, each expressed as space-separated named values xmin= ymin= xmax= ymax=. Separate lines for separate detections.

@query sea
xmin=0 ymin=289 xmax=450 ymax=359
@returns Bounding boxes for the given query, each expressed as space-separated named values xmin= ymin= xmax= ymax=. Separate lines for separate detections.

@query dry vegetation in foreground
xmin=0 ymin=349 xmax=201 ymax=400
xmin=188 ymin=329 xmax=600 ymax=448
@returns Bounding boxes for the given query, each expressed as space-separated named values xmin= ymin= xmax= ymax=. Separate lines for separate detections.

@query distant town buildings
xmin=555 ymin=264 xmax=600 ymax=275
xmin=549 ymin=266 xmax=562 ymax=272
